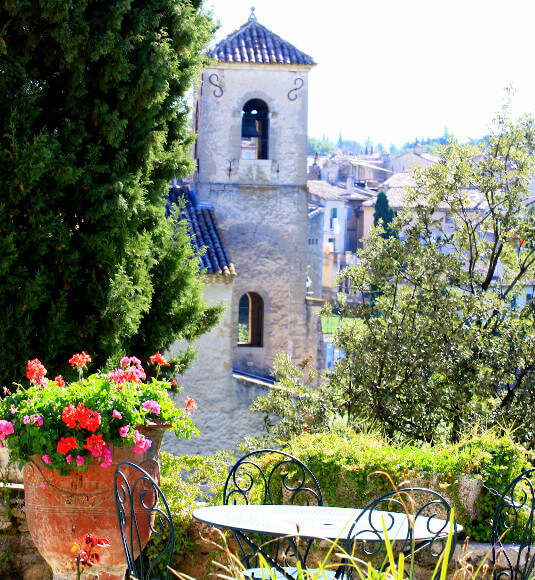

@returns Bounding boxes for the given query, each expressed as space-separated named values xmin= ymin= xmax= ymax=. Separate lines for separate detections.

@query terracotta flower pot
xmin=22 ymin=424 xmax=167 ymax=580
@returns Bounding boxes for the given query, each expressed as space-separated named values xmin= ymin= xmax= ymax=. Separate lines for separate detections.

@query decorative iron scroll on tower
xmin=288 ymin=78 xmax=304 ymax=101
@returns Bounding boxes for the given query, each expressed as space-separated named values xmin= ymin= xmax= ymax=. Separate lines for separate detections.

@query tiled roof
xmin=308 ymin=180 xmax=371 ymax=202
xmin=321 ymin=152 xmax=383 ymax=167
xmin=383 ymin=172 xmax=416 ymax=189
xmin=362 ymin=185 xmax=487 ymax=211
xmin=307 ymin=180 xmax=347 ymax=201
xmin=393 ymin=150 xmax=440 ymax=164
xmin=208 ymin=13 xmax=315 ymax=66
xmin=308 ymin=207 xmax=324 ymax=220
xmin=420 ymin=152 xmax=440 ymax=163
xmin=167 ymin=186 xmax=236 ymax=277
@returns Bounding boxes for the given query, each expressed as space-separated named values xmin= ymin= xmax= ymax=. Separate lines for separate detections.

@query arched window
xmin=241 ymin=99 xmax=269 ymax=160
xmin=238 ymin=292 xmax=263 ymax=346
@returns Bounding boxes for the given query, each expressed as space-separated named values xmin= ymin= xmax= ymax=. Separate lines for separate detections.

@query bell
xmin=242 ymin=118 xmax=260 ymax=137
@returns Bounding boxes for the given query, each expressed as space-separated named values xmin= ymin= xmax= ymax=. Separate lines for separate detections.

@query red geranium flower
xmin=77 ymin=404 xmax=101 ymax=432
xmin=150 ymin=351 xmax=169 ymax=366
xmin=84 ymin=434 xmax=106 ymax=457
xmin=185 ymin=397 xmax=197 ymax=412
xmin=68 ymin=351 xmax=92 ymax=370
xmin=71 ymin=533 xmax=109 ymax=573
xmin=55 ymin=375 xmax=65 ymax=387
xmin=62 ymin=404 xmax=78 ymax=429
xmin=26 ymin=359 xmax=47 ymax=386
xmin=57 ymin=436 xmax=79 ymax=455
xmin=62 ymin=403 xmax=101 ymax=432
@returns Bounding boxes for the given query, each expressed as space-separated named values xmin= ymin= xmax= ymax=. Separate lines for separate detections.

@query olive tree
xmin=331 ymin=102 xmax=535 ymax=444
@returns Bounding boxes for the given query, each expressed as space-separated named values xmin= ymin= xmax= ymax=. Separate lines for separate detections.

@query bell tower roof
xmin=208 ymin=8 xmax=315 ymax=66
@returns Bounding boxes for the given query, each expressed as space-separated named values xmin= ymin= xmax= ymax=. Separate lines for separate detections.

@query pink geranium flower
xmin=98 ymin=444 xmax=112 ymax=469
xmin=76 ymin=455 xmax=85 ymax=467
xmin=24 ymin=414 xmax=44 ymax=427
xmin=119 ymin=425 xmax=130 ymax=438
xmin=42 ymin=454 xmax=51 ymax=465
xmin=112 ymin=409 xmax=122 ymax=419
xmin=142 ymin=400 xmax=160 ymax=415
xmin=132 ymin=430 xmax=152 ymax=454
xmin=0 ymin=420 xmax=14 ymax=442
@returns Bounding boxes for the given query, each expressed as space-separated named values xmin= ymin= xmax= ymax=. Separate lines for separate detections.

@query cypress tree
xmin=0 ymin=0 xmax=221 ymax=385
xmin=373 ymin=190 xmax=396 ymax=238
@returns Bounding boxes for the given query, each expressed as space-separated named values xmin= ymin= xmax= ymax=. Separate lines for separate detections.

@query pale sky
xmin=205 ymin=0 xmax=535 ymax=148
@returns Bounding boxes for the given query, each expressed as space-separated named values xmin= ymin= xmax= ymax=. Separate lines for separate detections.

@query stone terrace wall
xmin=0 ymin=484 xmax=50 ymax=580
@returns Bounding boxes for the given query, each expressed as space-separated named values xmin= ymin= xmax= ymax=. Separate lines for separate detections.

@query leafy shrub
xmin=143 ymin=450 xmax=233 ymax=576
xmin=284 ymin=428 xmax=530 ymax=542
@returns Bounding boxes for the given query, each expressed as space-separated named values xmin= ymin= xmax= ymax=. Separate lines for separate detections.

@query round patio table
xmin=193 ymin=503 xmax=456 ymax=541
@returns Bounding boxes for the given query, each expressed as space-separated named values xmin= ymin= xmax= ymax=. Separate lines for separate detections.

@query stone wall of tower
xmin=195 ymin=63 xmax=310 ymax=187
xmin=194 ymin=62 xmax=315 ymax=378
xmin=163 ymin=278 xmax=268 ymax=456
xmin=196 ymin=182 xmax=311 ymax=377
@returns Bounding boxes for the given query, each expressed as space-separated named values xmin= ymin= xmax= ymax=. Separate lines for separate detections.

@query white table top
xmin=193 ymin=504 xmax=455 ymax=542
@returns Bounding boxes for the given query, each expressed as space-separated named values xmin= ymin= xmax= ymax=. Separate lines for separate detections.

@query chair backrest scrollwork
xmin=492 ymin=468 xmax=535 ymax=580
xmin=223 ymin=449 xmax=323 ymax=507
xmin=223 ymin=449 xmax=323 ymax=572
xmin=339 ymin=487 xmax=456 ymax=580
xmin=114 ymin=461 xmax=175 ymax=580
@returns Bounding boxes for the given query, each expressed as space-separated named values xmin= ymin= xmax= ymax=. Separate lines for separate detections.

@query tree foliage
xmin=249 ymin=353 xmax=332 ymax=445
xmin=0 ymin=0 xmax=222 ymax=385
xmin=307 ymin=137 xmax=336 ymax=157
xmin=330 ymin=102 xmax=535 ymax=445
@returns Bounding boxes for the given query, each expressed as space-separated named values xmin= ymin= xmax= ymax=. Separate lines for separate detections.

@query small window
xmin=325 ymin=342 xmax=334 ymax=370
xmin=330 ymin=207 xmax=338 ymax=229
xmin=241 ymin=99 xmax=269 ymax=160
xmin=238 ymin=292 xmax=263 ymax=346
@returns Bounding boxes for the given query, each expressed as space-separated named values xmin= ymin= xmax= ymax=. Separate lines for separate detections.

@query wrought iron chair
xmin=337 ymin=487 xmax=456 ymax=580
xmin=492 ymin=468 xmax=535 ymax=580
xmin=223 ymin=449 xmax=324 ymax=580
xmin=114 ymin=461 xmax=175 ymax=580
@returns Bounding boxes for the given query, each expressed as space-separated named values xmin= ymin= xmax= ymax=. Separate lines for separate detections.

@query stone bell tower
xmin=193 ymin=8 xmax=316 ymax=378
